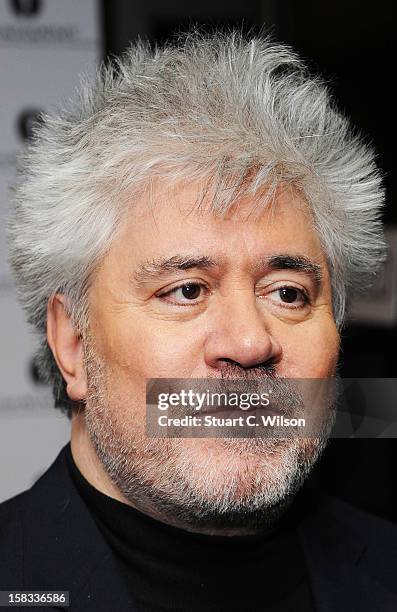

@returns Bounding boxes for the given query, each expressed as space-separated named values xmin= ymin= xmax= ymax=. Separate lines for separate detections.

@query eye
xmin=156 ymin=282 xmax=208 ymax=306
xmin=264 ymin=285 xmax=310 ymax=309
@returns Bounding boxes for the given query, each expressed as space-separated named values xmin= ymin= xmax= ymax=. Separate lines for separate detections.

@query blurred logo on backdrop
xmin=1 ymin=0 xmax=98 ymax=47
xmin=16 ymin=108 xmax=44 ymax=142
xmin=9 ymin=0 xmax=42 ymax=17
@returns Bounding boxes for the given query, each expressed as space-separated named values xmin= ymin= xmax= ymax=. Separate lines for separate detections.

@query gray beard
xmin=82 ymin=337 xmax=335 ymax=533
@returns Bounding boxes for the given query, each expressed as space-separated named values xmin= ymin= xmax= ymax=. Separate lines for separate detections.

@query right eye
xmin=156 ymin=282 xmax=209 ymax=306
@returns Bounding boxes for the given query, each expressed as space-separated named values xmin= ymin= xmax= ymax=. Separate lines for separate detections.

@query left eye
xmin=157 ymin=282 xmax=207 ymax=305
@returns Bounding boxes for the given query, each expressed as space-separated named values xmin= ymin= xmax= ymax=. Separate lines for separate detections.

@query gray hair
xmin=6 ymin=30 xmax=386 ymax=415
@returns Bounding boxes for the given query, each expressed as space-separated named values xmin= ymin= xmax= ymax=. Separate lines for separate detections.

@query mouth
xmin=200 ymin=405 xmax=283 ymax=417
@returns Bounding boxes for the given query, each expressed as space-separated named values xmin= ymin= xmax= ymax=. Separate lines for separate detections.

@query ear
xmin=46 ymin=294 xmax=87 ymax=402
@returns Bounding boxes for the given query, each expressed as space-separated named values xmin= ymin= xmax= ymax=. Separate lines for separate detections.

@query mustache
xmin=173 ymin=364 xmax=303 ymax=418
xmin=212 ymin=359 xmax=277 ymax=381
xmin=203 ymin=360 xmax=295 ymax=415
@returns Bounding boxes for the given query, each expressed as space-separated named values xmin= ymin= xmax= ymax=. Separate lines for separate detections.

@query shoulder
xmin=299 ymin=490 xmax=397 ymax=601
xmin=0 ymin=485 xmax=34 ymax=519
xmin=298 ymin=486 xmax=397 ymax=540
xmin=0 ymin=445 xmax=73 ymax=587
xmin=0 ymin=490 xmax=32 ymax=587
xmin=0 ymin=444 xmax=132 ymax=608
xmin=0 ymin=443 xmax=71 ymax=524
xmin=322 ymin=494 xmax=397 ymax=538
xmin=323 ymin=495 xmax=397 ymax=578
xmin=314 ymin=493 xmax=397 ymax=558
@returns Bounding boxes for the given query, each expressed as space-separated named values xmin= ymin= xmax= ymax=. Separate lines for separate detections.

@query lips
xmin=201 ymin=406 xmax=281 ymax=417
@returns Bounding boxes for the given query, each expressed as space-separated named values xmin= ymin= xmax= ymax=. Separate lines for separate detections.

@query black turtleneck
xmin=66 ymin=444 xmax=315 ymax=611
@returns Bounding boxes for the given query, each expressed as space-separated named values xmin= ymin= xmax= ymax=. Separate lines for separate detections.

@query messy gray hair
xmin=6 ymin=30 xmax=386 ymax=415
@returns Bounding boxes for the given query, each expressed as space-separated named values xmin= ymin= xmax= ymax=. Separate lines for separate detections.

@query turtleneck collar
xmin=66 ymin=443 xmax=314 ymax=611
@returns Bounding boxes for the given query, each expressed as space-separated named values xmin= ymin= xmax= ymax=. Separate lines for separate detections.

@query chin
xmin=161 ymin=436 xmax=322 ymax=509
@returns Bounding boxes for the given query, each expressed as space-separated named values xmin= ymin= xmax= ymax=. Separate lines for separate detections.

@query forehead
xmin=113 ymin=179 xmax=326 ymax=267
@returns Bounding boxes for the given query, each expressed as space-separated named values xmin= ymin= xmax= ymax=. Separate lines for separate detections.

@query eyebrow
xmin=265 ymin=255 xmax=323 ymax=287
xmin=133 ymin=255 xmax=221 ymax=285
xmin=133 ymin=253 xmax=323 ymax=287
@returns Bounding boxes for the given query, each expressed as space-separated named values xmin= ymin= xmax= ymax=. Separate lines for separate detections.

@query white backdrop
xmin=0 ymin=0 xmax=101 ymax=503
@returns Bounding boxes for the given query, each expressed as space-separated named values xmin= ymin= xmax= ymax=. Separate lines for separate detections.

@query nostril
xmin=217 ymin=357 xmax=279 ymax=378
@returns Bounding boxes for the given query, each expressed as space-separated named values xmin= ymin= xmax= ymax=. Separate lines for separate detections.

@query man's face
xmin=82 ymin=179 xmax=340 ymax=531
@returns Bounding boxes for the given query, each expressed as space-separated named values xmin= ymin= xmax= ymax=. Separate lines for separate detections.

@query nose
xmin=204 ymin=291 xmax=282 ymax=371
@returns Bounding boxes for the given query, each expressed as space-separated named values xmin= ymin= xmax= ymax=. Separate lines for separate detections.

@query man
xmin=1 ymin=30 xmax=396 ymax=611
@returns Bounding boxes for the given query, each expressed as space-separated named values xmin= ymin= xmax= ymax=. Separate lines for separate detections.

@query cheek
xmin=102 ymin=315 xmax=206 ymax=379
xmin=279 ymin=321 xmax=340 ymax=378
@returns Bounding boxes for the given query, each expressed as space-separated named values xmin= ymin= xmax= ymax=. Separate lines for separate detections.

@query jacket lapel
xmin=298 ymin=496 xmax=397 ymax=612
xmin=20 ymin=444 xmax=135 ymax=611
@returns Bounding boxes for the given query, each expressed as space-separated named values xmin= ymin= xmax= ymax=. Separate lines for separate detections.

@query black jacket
xmin=0 ymin=444 xmax=396 ymax=611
